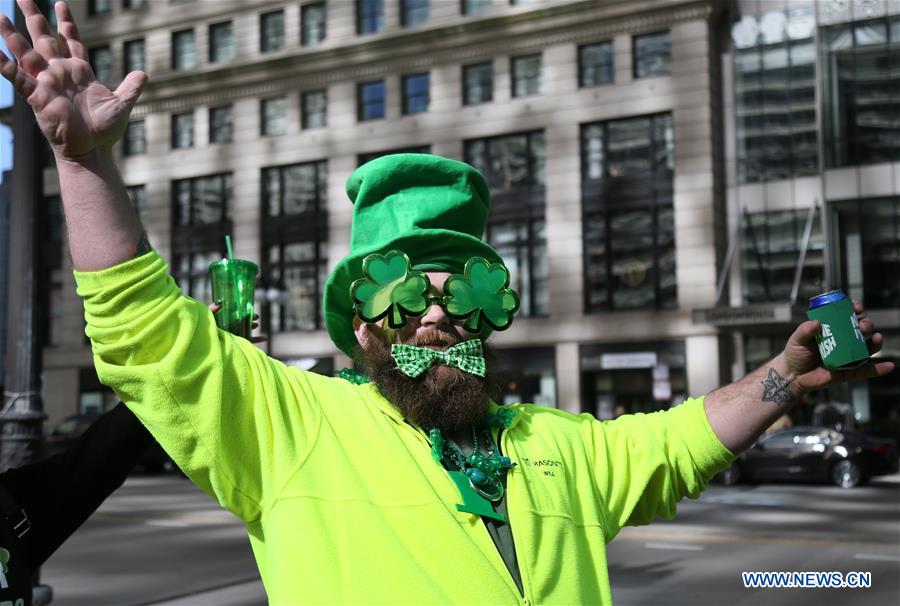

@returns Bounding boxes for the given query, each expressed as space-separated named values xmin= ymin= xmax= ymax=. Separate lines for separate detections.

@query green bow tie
xmin=391 ymin=340 xmax=486 ymax=378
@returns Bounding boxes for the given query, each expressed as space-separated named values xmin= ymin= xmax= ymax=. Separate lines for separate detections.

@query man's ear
xmin=353 ymin=315 xmax=387 ymax=349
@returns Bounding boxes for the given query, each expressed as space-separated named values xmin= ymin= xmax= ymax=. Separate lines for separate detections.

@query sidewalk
xmin=147 ymin=578 xmax=266 ymax=605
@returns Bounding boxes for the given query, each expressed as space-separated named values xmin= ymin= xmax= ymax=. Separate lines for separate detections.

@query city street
xmin=41 ymin=472 xmax=899 ymax=605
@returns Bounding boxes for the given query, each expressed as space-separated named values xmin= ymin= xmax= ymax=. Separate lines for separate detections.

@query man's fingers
xmin=17 ymin=0 xmax=59 ymax=60
xmin=867 ymin=332 xmax=884 ymax=356
xmin=840 ymin=360 xmax=895 ymax=383
xmin=55 ymin=2 xmax=85 ymax=60
xmin=0 ymin=13 xmax=47 ymax=76
xmin=0 ymin=49 xmax=37 ymax=97
xmin=114 ymin=70 xmax=148 ymax=109
xmin=790 ymin=319 xmax=821 ymax=347
xmin=853 ymin=299 xmax=864 ymax=314
xmin=57 ymin=29 xmax=71 ymax=58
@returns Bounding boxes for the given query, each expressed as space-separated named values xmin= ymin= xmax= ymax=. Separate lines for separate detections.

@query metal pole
xmin=790 ymin=200 xmax=818 ymax=305
xmin=1 ymin=0 xmax=47 ymax=472
xmin=715 ymin=208 xmax=743 ymax=305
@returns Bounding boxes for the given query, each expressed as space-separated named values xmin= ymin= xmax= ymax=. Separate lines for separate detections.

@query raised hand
xmin=785 ymin=300 xmax=893 ymax=392
xmin=0 ymin=0 xmax=147 ymax=159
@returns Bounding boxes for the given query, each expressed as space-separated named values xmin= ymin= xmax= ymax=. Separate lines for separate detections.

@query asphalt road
xmin=41 ymin=473 xmax=899 ymax=605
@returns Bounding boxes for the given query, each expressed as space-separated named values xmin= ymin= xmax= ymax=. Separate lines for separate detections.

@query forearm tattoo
xmin=760 ymin=368 xmax=796 ymax=406
xmin=134 ymin=230 xmax=152 ymax=256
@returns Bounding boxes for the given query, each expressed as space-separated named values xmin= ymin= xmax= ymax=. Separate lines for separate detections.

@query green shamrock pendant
xmin=350 ymin=251 xmax=432 ymax=328
xmin=443 ymin=257 xmax=520 ymax=333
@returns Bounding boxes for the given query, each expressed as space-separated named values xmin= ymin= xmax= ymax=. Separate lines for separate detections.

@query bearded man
xmin=1 ymin=2 xmax=893 ymax=604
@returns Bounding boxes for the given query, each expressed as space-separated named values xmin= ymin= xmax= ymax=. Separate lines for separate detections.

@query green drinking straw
xmin=225 ymin=235 xmax=234 ymax=261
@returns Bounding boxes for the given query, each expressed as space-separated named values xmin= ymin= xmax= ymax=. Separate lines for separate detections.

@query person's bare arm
xmin=705 ymin=301 xmax=893 ymax=453
xmin=0 ymin=0 xmax=148 ymax=270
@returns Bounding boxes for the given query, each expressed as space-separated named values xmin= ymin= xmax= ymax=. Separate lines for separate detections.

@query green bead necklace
xmin=429 ymin=426 xmax=516 ymax=502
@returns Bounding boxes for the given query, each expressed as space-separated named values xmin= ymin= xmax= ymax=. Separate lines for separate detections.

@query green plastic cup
xmin=209 ymin=258 xmax=258 ymax=339
xmin=806 ymin=290 xmax=869 ymax=371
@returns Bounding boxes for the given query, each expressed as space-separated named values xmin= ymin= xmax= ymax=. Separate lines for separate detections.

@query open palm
xmin=0 ymin=0 xmax=146 ymax=159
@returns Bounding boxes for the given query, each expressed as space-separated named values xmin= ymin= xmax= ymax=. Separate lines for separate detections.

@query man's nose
xmin=419 ymin=301 xmax=453 ymax=329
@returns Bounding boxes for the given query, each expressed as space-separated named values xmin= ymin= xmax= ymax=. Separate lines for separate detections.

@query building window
xmin=123 ymin=38 xmax=145 ymax=75
xmin=822 ymin=17 xmax=900 ymax=167
xmin=171 ymin=174 xmax=232 ymax=301
xmin=209 ymin=21 xmax=235 ymax=63
xmin=465 ymin=131 xmax=546 ymax=317
xmin=89 ymin=45 xmax=112 ymax=84
xmin=486 ymin=219 xmax=547 ymax=317
xmin=732 ymin=5 xmax=817 ymax=183
xmin=127 ymin=184 xmax=147 ymax=220
xmin=260 ymin=9 xmax=285 ymax=53
xmin=357 ymin=0 xmax=383 ymax=35
xmin=172 ymin=29 xmax=196 ymax=71
xmin=464 ymin=130 xmax=545 ymax=190
xmin=581 ymin=113 xmax=676 ymax=312
xmin=463 ymin=62 xmax=493 ymax=105
xmin=832 ymin=197 xmax=900 ymax=309
xmin=741 ymin=209 xmax=825 ymax=304
xmin=633 ymin=31 xmax=671 ymax=78
xmin=358 ymin=81 xmax=385 ymax=121
xmin=579 ymin=41 xmax=613 ymax=87
xmin=301 ymin=3 xmax=327 ymax=45
xmin=401 ymin=0 xmax=429 ymax=27
xmin=511 ymin=53 xmax=542 ymax=97
xmin=261 ymin=161 xmax=329 ymax=332
xmin=463 ymin=0 xmax=493 ymax=15
xmin=88 ymin=0 xmax=111 ymax=16
xmin=402 ymin=73 xmax=429 ymax=115
xmin=493 ymin=346 xmax=556 ymax=407
xmin=171 ymin=111 xmax=194 ymax=149
xmin=209 ymin=105 xmax=234 ymax=144
xmin=124 ymin=119 xmax=146 ymax=156
xmin=358 ymin=145 xmax=431 ymax=166
xmin=301 ymin=90 xmax=327 ymax=129
xmin=261 ymin=96 xmax=288 ymax=136
xmin=123 ymin=0 xmax=146 ymax=9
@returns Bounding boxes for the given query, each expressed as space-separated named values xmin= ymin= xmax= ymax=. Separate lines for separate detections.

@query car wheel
xmin=719 ymin=464 xmax=741 ymax=486
xmin=831 ymin=459 xmax=864 ymax=488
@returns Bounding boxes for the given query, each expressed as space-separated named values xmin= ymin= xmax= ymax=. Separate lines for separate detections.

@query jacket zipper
xmin=402 ymin=419 xmax=526 ymax=604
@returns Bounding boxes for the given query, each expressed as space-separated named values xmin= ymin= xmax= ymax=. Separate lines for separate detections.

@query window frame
xmin=301 ymin=2 xmax=327 ymax=46
xmin=171 ymin=28 xmax=196 ymax=71
xmin=580 ymin=113 xmax=677 ymax=313
xmin=401 ymin=72 xmax=430 ymax=115
xmin=260 ymin=9 xmax=286 ymax=53
xmin=208 ymin=20 xmax=235 ymax=64
xmin=171 ymin=110 xmax=194 ymax=149
xmin=578 ymin=41 xmax=614 ymax=88
xmin=511 ymin=53 xmax=542 ymax=98
xmin=357 ymin=80 xmax=386 ymax=121
xmin=633 ymin=30 xmax=672 ymax=79
xmin=462 ymin=61 xmax=493 ymax=105
xmin=260 ymin=161 xmax=329 ymax=332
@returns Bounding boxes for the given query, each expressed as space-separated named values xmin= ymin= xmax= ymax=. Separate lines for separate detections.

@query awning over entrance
xmin=692 ymin=303 xmax=806 ymax=329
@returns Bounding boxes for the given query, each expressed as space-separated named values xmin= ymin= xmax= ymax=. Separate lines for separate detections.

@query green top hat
xmin=324 ymin=154 xmax=504 ymax=358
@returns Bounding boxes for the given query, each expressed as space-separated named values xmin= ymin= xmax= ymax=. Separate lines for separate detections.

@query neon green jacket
xmin=75 ymin=252 xmax=734 ymax=605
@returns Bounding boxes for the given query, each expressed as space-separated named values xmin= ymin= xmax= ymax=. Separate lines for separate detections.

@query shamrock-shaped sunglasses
xmin=350 ymin=250 xmax=520 ymax=333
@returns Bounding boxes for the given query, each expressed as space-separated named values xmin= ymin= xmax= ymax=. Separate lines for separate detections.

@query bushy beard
xmin=357 ymin=329 xmax=499 ymax=435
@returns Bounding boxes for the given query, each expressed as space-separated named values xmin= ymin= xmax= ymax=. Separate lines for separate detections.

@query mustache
xmin=404 ymin=329 xmax=462 ymax=348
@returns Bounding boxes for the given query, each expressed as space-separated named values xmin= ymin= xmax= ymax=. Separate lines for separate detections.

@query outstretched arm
xmin=704 ymin=301 xmax=894 ymax=453
xmin=0 ymin=0 xmax=148 ymax=270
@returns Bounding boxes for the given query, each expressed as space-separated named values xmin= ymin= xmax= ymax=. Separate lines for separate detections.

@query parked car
xmin=43 ymin=412 xmax=174 ymax=474
xmin=717 ymin=426 xmax=898 ymax=488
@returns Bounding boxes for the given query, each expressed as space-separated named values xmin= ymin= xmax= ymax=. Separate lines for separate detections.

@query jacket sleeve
xmin=0 ymin=403 xmax=153 ymax=569
xmin=74 ymin=251 xmax=323 ymax=523
xmin=588 ymin=397 xmax=734 ymax=542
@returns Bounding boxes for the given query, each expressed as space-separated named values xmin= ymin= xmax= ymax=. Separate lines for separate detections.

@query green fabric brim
xmin=324 ymin=229 xmax=502 ymax=358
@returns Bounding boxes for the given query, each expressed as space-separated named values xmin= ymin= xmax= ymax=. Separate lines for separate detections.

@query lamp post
xmin=0 ymin=0 xmax=47 ymax=472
